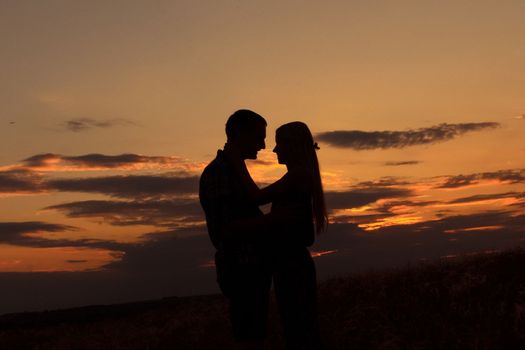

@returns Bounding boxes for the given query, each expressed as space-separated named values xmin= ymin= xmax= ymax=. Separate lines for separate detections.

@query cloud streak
xmin=46 ymin=199 xmax=204 ymax=227
xmin=0 ymin=221 xmax=130 ymax=252
xmin=316 ymin=122 xmax=500 ymax=150
xmin=383 ymin=160 xmax=421 ymax=166
xmin=448 ymin=192 xmax=522 ymax=204
xmin=436 ymin=169 xmax=525 ymax=189
xmin=0 ymin=221 xmax=76 ymax=247
xmin=0 ymin=170 xmax=45 ymax=195
xmin=326 ymin=187 xmax=413 ymax=210
xmin=63 ymin=118 xmax=137 ymax=132
xmin=47 ymin=174 xmax=199 ymax=199
xmin=17 ymin=153 xmax=204 ymax=172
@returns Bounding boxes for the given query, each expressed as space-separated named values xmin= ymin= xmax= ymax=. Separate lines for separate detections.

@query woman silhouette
xmin=229 ymin=121 xmax=327 ymax=349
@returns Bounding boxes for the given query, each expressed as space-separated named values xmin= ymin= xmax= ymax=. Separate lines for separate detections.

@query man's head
xmin=225 ymin=109 xmax=267 ymax=159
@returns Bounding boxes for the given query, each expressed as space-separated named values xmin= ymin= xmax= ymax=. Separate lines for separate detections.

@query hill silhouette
xmin=1 ymin=248 xmax=525 ymax=349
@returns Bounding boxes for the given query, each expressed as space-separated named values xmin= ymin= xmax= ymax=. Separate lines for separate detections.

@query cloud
xmin=47 ymin=174 xmax=199 ymax=199
xmin=330 ymin=213 xmax=396 ymax=224
xmin=0 ymin=221 xmax=129 ymax=251
xmin=436 ymin=169 xmax=525 ymax=189
xmin=315 ymin=210 xmax=525 ymax=275
xmin=0 ymin=228 xmax=218 ymax=315
xmin=45 ymin=199 xmax=204 ymax=227
xmin=383 ymin=160 xmax=421 ymax=166
xmin=2 ymin=211 xmax=524 ymax=315
xmin=376 ymin=210 xmax=525 ymax=237
xmin=375 ymin=199 xmax=441 ymax=212
xmin=0 ymin=221 xmax=76 ymax=247
xmin=0 ymin=169 xmax=44 ymax=195
xmin=355 ymin=177 xmax=412 ymax=188
xmin=326 ymin=187 xmax=413 ymax=210
xmin=0 ymin=170 xmax=200 ymax=199
xmin=19 ymin=153 xmax=204 ymax=172
xmin=63 ymin=118 xmax=137 ymax=132
xmin=448 ymin=192 xmax=521 ymax=204
xmin=316 ymin=122 xmax=500 ymax=150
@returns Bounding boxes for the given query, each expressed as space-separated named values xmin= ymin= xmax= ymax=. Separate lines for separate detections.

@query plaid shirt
xmin=199 ymin=150 xmax=264 ymax=264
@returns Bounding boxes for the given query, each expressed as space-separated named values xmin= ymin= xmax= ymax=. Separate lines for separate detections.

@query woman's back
xmin=270 ymin=170 xmax=315 ymax=249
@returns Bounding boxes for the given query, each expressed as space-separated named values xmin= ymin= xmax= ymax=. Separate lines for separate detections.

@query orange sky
xmin=1 ymin=0 xmax=524 ymax=314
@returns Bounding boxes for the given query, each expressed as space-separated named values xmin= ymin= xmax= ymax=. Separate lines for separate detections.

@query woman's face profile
xmin=273 ymin=133 xmax=289 ymax=165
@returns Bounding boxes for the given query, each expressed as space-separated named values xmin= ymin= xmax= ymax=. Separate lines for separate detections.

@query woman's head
xmin=273 ymin=121 xmax=328 ymax=234
xmin=273 ymin=122 xmax=318 ymax=165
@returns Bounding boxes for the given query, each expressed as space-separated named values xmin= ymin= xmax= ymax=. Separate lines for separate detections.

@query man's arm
xmin=201 ymin=166 xmax=297 ymax=245
xmin=224 ymin=146 xmax=297 ymax=205
xmin=199 ymin=164 xmax=235 ymax=249
xmin=225 ymin=204 xmax=309 ymax=242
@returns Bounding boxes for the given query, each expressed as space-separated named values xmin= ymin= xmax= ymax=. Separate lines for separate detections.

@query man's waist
xmin=217 ymin=243 xmax=266 ymax=265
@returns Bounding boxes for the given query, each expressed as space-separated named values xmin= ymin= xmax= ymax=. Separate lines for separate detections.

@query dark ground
xmin=2 ymin=249 xmax=525 ymax=349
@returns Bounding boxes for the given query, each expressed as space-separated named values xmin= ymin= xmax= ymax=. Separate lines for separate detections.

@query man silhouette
xmin=199 ymin=109 xmax=271 ymax=349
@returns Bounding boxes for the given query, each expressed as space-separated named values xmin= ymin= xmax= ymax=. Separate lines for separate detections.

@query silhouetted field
xmin=2 ymin=248 xmax=525 ymax=349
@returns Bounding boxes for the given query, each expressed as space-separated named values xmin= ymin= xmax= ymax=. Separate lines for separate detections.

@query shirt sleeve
xmin=199 ymin=164 xmax=235 ymax=249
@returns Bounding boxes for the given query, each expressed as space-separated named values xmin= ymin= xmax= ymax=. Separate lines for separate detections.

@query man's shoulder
xmin=201 ymin=151 xmax=229 ymax=179
xmin=199 ymin=150 xmax=234 ymax=197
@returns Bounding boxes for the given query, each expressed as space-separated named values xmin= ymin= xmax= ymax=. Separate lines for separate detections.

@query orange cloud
xmin=359 ymin=215 xmax=424 ymax=231
xmin=444 ymin=225 xmax=504 ymax=234
xmin=5 ymin=153 xmax=206 ymax=173
xmin=310 ymin=249 xmax=338 ymax=258
xmin=0 ymin=244 xmax=123 ymax=272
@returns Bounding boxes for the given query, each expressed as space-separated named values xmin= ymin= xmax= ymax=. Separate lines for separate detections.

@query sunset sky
xmin=1 ymin=0 xmax=525 ymax=315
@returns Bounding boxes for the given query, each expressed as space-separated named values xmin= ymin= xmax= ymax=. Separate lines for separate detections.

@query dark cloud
xmin=437 ymin=169 xmax=525 ymax=189
xmin=375 ymin=199 xmax=440 ymax=213
xmin=331 ymin=199 xmax=440 ymax=226
xmin=63 ymin=154 xmax=175 ymax=168
xmin=46 ymin=199 xmax=204 ymax=227
xmin=448 ymin=192 xmax=520 ymax=204
xmin=0 ymin=221 xmax=127 ymax=250
xmin=2 ymin=211 xmax=525 ymax=315
xmin=437 ymin=174 xmax=477 ymax=189
xmin=383 ymin=160 xmax=421 ymax=166
xmin=0 ymin=169 xmax=44 ymax=194
xmin=313 ymin=211 xmax=525 ymax=279
xmin=0 ymin=170 xmax=199 ymax=198
xmin=316 ymin=122 xmax=500 ymax=150
xmin=63 ymin=118 xmax=137 ymax=132
xmin=47 ymin=174 xmax=199 ymax=199
xmin=377 ymin=211 xmax=525 ymax=236
xmin=0 ymin=221 xmax=75 ymax=247
xmin=355 ymin=177 xmax=412 ymax=188
xmin=331 ymin=213 xmax=395 ymax=224
xmin=326 ymin=187 xmax=413 ymax=210
xmin=22 ymin=153 xmax=197 ymax=170
xmin=0 ymin=229 xmax=218 ymax=315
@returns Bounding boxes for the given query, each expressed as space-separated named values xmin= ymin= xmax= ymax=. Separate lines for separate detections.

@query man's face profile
xmin=238 ymin=123 xmax=266 ymax=160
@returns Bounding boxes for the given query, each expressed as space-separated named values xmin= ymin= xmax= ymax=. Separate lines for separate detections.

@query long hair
xmin=276 ymin=122 xmax=328 ymax=234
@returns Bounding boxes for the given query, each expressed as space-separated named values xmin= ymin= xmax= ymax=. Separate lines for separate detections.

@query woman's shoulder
xmin=286 ymin=167 xmax=313 ymax=193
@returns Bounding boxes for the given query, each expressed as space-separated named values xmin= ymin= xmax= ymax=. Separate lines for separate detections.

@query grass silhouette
xmin=2 ymin=248 xmax=525 ymax=349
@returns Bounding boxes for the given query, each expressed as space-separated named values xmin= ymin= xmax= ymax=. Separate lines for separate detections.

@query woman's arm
xmin=230 ymin=157 xmax=294 ymax=205
xmin=223 ymin=203 xmax=307 ymax=242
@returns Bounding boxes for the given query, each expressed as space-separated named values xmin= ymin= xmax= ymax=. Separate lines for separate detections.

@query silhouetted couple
xmin=199 ymin=110 xmax=327 ymax=349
